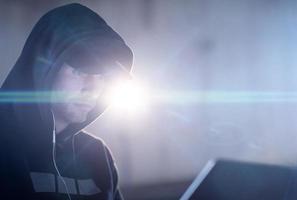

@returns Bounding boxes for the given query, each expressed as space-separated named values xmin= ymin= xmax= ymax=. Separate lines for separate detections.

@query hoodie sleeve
xmin=103 ymin=145 xmax=124 ymax=200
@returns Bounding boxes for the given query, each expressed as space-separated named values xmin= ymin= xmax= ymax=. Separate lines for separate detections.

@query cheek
xmin=95 ymin=96 xmax=110 ymax=113
xmin=61 ymin=80 xmax=83 ymax=92
xmin=51 ymin=82 xmax=84 ymax=104
xmin=52 ymin=74 xmax=84 ymax=92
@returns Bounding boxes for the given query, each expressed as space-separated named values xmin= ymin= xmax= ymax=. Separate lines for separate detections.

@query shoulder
xmin=75 ymin=130 xmax=117 ymax=175
xmin=75 ymin=130 xmax=114 ymax=158
xmin=0 ymin=105 xmax=20 ymax=143
xmin=0 ymin=105 xmax=17 ymax=131
xmin=77 ymin=130 xmax=105 ymax=146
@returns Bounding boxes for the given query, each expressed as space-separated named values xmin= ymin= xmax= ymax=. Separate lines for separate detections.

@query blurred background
xmin=2 ymin=0 xmax=297 ymax=199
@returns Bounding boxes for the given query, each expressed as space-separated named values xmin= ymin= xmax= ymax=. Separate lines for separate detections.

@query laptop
xmin=180 ymin=159 xmax=297 ymax=200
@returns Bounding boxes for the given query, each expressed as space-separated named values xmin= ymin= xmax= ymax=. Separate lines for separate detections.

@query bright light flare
xmin=105 ymin=80 xmax=149 ymax=113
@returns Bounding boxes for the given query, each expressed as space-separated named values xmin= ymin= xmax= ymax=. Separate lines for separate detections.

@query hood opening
xmin=1 ymin=3 xmax=133 ymax=146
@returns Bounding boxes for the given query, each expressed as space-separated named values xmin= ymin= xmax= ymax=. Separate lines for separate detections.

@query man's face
xmin=51 ymin=63 xmax=106 ymax=124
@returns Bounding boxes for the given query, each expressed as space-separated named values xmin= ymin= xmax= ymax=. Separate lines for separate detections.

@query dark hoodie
xmin=0 ymin=3 xmax=133 ymax=200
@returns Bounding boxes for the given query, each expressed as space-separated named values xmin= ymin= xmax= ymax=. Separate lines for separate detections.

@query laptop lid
xmin=180 ymin=159 xmax=295 ymax=200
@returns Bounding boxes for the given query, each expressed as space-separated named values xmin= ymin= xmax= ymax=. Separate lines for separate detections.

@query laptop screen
xmin=180 ymin=160 xmax=295 ymax=200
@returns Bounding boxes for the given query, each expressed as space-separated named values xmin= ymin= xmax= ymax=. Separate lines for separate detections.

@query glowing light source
xmin=106 ymin=80 xmax=148 ymax=113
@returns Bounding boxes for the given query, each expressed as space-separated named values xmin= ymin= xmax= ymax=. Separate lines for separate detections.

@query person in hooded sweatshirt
xmin=0 ymin=3 xmax=133 ymax=200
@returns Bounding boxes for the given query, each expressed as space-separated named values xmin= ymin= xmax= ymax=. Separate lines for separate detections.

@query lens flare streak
xmin=0 ymin=91 xmax=88 ymax=103
xmin=152 ymin=91 xmax=297 ymax=104
xmin=2 ymin=91 xmax=297 ymax=104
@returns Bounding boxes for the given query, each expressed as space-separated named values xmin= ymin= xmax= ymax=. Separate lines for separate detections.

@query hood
xmin=1 ymin=3 xmax=133 ymax=147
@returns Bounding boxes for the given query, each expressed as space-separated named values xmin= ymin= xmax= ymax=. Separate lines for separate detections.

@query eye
xmin=104 ymin=71 xmax=123 ymax=81
xmin=100 ymin=74 xmax=116 ymax=85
